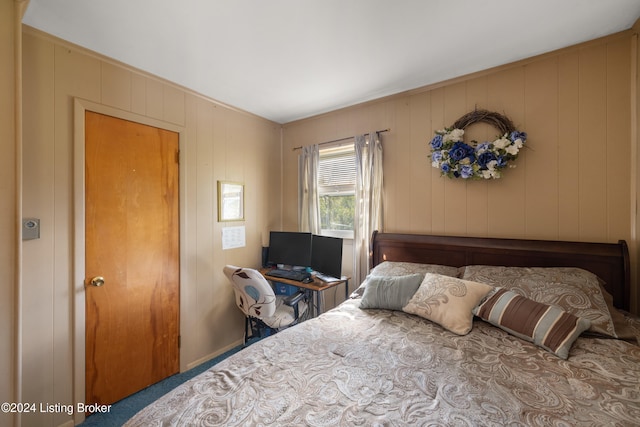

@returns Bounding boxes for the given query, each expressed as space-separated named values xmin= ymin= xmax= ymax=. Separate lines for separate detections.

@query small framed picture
xmin=217 ymin=181 xmax=244 ymax=222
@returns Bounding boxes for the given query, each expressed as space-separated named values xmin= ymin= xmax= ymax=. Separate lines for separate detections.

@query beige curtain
xmin=298 ymin=144 xmax=321 ymax=234
xmin=353 ymin=132 xmax=383 ymax=285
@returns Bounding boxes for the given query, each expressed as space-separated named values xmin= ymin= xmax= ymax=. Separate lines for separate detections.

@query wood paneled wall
xmin=1 ymin=1 xmax=18 ymax=426
xmin=283 ymin=31 xmax=638 ymax=313
xmin=20 ymin=27 xmax=281 ymax=425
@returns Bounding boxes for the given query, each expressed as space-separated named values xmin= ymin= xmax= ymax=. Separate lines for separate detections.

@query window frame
xmin=317 ymin=143 xmax=356 ymax=239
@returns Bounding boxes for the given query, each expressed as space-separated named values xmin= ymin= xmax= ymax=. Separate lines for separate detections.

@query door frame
xmin=72 ymin=98 xmax=187 ymax=425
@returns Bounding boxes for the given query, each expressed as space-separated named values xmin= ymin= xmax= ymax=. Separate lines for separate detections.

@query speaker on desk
xmin=262 ymin=246 xmax=271 ymax=268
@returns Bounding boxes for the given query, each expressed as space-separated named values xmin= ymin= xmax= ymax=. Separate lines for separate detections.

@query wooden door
xmin=85 ymin=111 xmax=180 ymax=405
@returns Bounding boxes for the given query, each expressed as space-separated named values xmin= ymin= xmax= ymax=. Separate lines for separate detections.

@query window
xmin=318 ymin=144 xmax=356 ymax=239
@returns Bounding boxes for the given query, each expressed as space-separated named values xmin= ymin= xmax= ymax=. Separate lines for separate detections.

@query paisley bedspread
xmin=125 ymin=298 xmax=640 ymax=426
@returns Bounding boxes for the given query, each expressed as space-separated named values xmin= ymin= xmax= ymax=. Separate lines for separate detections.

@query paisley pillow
xmin=402 ymin=273 xmax=493 ymax=335
xmin=351 ymin=262 xmax=461 ymax=298
xmin=462 ymin=266 xmax=616 ymax=338
xmin=370 ymin=261 xmax=461 ymax=278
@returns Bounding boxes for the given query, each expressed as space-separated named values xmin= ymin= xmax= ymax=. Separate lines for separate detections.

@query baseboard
xmin=184 ymin=339 xmax=244 ymax=371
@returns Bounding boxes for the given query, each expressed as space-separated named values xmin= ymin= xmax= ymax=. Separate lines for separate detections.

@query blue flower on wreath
xmin=509 ymin=131 xmax=527 ymax=142
xmin=477 ymin=151 xmax=497 ymax=169
xmin=449 ymin=142 xmax=475 ymax=163
xmin=430 ymin=134 xmax=444 ymax=150
xmin=459 ymin=165 xmax=474 ymax=179
xmin=431 ymin=151 xmax=443 ymax=164
xmin=476 ymin=142 xmax=491 ymax=151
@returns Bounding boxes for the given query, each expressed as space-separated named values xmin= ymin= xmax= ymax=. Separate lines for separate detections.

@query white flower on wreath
xmin=493 ymin=137 xmax=510 ymax=149
xmin=444 ymin=128 xmax=464 ymax=143
xmin=481 ymin=160 xmax=500 ymax=179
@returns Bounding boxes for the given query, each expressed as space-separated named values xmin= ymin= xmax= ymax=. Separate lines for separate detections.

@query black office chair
xmin=223 ymin=265 xmax=309 ymax=343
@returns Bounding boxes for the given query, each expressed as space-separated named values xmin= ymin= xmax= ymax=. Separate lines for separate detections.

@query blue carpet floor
xmin=80 ymin=342 xmax=250 ymax=426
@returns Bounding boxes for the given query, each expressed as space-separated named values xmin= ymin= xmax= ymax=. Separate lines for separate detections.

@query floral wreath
xmin=429 ymin=109 xmax=527 ymax=179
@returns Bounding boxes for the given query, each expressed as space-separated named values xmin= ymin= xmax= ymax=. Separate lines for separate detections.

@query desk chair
xmin=224 ymin=265 xmax=309 ymax=343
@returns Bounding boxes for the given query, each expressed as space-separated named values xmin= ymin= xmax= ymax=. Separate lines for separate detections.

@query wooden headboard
xmin=370 ymin=231 xmax=630 ymax=311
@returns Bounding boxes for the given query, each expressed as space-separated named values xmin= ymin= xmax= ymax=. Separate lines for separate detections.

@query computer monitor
xmin=311 ymin=234 xmax=343 ymax=279
xmin=267 ymin=231 xmax=312 ymax=268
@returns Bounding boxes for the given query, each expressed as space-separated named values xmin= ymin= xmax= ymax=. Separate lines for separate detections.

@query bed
xmin=125 ymin=232 xmax=640 ymax=426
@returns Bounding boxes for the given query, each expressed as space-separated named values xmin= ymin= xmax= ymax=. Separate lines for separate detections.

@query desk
xmin=260 ymin=268 xmax=350 ymax=317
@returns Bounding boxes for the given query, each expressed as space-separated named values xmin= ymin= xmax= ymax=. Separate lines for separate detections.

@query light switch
xmin=22 ymin=218 xmax=40 ymax=240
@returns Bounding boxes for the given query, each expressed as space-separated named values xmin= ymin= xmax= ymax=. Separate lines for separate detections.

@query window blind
xmin=318 ymin=145 xmax=355 ymax=194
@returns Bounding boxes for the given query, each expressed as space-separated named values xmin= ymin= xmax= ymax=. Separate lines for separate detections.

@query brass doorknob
xmin=90 ymin=276 xmax=105 ymax=287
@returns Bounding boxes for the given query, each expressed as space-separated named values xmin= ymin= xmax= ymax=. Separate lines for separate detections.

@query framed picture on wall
xmin=217 ymin=181 xmax=244 ymax=222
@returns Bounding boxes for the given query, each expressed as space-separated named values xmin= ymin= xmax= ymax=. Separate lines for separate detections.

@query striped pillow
xmin=473 ymin=288 xmax=591 ymax=359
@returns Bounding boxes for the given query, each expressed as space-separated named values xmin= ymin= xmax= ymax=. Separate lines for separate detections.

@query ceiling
xmin=22 ymin=0 xmax=640 ymax=124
